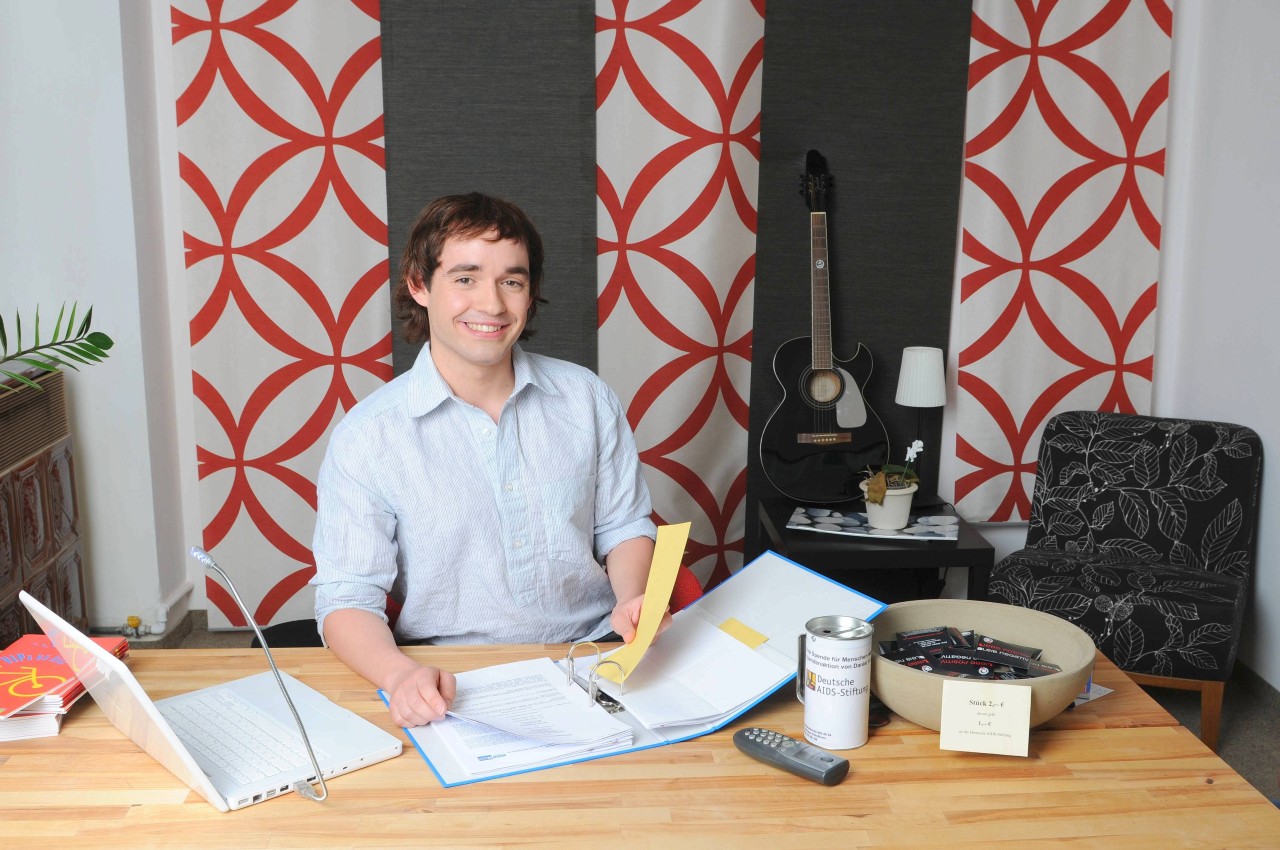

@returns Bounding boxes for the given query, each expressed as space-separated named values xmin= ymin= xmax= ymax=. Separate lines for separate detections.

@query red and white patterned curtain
xmin=171 ymin=1 xmax=391 ymax=627
xmin=952 ymin=0 xmax=1173 ymax=521
xmin=170 ymin=0 xmax=760 ymax=624
xmin=596 ymin=0 xmax=764 ymax=588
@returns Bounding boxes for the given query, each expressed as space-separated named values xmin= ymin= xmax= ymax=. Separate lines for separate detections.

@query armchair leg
xmin=1126 ymin=672 xmax=1224 ymax=752
xmin=1200 ymin=680 xmax=1224 ymax=753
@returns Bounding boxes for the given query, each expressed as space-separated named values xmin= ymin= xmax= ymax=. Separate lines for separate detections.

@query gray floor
xmin=174 ymin=627 xmax=1279 ymax=802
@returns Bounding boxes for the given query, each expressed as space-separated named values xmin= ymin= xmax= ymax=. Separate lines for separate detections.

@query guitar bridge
xmin=797 ymin=433 xmax=852 ymax=445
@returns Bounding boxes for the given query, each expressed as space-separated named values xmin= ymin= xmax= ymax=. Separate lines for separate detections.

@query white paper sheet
xmin=443 ymin=657 xmax=632 ymax=746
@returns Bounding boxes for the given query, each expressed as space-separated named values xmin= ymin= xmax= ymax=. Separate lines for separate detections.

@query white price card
xmin=938 ymin=679 xmax=1032 ymax=757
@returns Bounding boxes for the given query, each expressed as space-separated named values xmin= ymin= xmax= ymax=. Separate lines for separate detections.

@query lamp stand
xmin=909 ymin=407 xmax=948 ymax=510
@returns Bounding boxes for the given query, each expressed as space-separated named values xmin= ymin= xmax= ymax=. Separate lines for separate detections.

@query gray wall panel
xmin=747 ymin=2 xmax=972 ymax=557
xmin=381 ymin=2 xmax=598 ymax=372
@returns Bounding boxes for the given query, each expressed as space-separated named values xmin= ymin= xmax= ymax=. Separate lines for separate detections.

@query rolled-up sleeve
xmin=311 ymin=419 xmax=400 ymax=637
xmin=591 ymin=382 xmax=656 ymax=561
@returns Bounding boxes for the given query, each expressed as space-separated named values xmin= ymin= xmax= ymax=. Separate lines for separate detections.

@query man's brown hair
xmin=394 ymin=192 xmax=547 ymax=343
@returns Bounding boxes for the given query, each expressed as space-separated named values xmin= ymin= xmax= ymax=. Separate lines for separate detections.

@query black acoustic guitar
xmin=759 ymin=150 xmax=889 ymax=504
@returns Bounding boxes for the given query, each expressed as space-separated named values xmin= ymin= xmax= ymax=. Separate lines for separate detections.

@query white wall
xmin=0 ymin=2 xmax=197 ymax=634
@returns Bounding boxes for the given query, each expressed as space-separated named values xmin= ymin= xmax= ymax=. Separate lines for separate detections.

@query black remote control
xmin=732 ymin=727 xmax=850 ymax=786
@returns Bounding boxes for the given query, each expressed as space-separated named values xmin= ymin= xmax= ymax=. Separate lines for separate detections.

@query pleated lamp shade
xmin=895 ymin=346 xmax=946 ymax=407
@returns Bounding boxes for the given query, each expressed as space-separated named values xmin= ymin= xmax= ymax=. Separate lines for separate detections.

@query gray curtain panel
xmin=381 ymin=1 xmax=599 ymax=373
xmin=746 ymin=1 xmax=972 ymax=556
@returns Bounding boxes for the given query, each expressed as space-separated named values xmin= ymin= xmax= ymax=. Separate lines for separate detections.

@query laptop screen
xmin=19 ymin=590 xmax=230 ymax=811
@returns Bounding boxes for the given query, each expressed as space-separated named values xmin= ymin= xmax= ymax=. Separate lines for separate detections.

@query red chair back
xmin=671 ymin=565 xmax=704 ymax=612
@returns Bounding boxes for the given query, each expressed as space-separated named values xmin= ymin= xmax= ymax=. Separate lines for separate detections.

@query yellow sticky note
xmin=719 ymin=617 xmax=768 ymax=649
xmin=595 ymin=522 xmax=690 ymax=683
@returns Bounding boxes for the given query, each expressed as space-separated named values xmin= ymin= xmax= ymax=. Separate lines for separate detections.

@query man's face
xmin=412 ymin=230 xmax=532 ymax=377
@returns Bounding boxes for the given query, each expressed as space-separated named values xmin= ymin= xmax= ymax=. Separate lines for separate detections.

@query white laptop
xmin=20 ymin=590 xmax=402 ymax=812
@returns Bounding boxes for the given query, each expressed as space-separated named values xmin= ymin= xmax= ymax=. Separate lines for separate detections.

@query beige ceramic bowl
xmin=871 ymin=598 xmax=1096 ymax=730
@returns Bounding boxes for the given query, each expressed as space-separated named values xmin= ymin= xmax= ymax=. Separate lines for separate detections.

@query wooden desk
xmin=758 ymin=497 xmax=997 ymax=600
xmin=2 ymin=646 xmax=1277 ymax=848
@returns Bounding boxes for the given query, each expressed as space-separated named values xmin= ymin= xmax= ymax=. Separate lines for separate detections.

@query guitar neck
xmin=810 ymin=211 xmax=833 ymax=370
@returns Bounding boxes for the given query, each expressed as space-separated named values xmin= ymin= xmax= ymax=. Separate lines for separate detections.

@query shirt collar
xmin=405 ymin=342 xmax=552 ymax=418
xmin=512 ymin=344 xmax=556 ymax=397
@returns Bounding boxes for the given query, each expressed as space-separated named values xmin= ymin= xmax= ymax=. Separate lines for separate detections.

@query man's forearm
xmin=604 ymin=535 xmax=656 ymax=602
xmin=322 ymin=608 xmax=421 ymax=692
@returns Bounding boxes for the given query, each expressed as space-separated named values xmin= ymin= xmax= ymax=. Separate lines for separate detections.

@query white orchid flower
xmin=905 ymin=439 xmax=924 ymax=463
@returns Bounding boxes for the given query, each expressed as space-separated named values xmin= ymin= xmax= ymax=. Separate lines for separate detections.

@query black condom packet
xmin=973 ymin=634 xmax=1043 ymax=670
xmin=1024 ymin=659 xmax=1063 ymax=678
xmin=883 ymin=645 xmax=941 ymax=673
xmin=931 ymin=650 xmax=996 ymax=678
xmin=898 ymin=626 xmax=947 ymax=642
xmin=896 ymin=626 xmax=951 ymax=652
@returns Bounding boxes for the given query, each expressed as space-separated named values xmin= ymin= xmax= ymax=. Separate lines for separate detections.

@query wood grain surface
xmin=0 ymin=646 xmax=1276 ymax=849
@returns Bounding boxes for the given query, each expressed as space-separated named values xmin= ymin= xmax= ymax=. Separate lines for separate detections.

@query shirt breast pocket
xmin=538 ymin=475 xmax=596 ymax=562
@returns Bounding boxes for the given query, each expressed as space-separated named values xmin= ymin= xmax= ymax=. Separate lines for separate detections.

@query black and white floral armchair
xmin=986 ymin=411 xmax=1263 ymax=751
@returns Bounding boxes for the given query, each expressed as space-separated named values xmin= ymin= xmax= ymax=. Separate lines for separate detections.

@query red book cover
xmin=0 ymin=633 xmax=129 ymax=718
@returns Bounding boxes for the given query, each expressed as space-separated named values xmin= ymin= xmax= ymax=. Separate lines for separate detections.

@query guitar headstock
xmin=802 ymin=149 xmax=832 ymax=212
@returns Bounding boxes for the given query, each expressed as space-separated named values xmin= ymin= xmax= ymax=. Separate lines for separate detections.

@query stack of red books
xmin=0 ymin=633 xmax=129 ymax=741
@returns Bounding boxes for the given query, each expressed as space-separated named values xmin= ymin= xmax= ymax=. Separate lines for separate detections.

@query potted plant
xmin=1 ymin=302 xmax=113 ymax=392
xmin=860 ymin=439 xmax=924 ymax=529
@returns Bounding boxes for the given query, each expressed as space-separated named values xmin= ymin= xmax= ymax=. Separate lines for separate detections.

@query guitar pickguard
xmin=834 ymin=366 xmax=867 ymax=428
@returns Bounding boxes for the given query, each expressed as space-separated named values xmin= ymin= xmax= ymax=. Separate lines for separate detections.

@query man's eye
xmin=455 ymin=276 xmax=473 ymax=285
xmin=503 ymin=279 xmax=527 ymax=289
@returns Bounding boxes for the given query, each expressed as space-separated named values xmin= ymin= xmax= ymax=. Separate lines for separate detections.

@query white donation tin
xmin=796 ymin=614 xmax=874 ymax=750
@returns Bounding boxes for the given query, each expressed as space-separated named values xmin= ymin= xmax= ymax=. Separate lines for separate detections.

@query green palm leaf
xmin=1 ymin=302 xmax=114 ymax=393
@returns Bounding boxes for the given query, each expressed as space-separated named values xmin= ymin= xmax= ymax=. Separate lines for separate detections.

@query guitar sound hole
xmin=805 ymin=369 xmax=843 ymax=406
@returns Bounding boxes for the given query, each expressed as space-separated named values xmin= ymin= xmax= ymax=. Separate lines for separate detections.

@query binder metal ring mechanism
xmin=564 ymin=642 xmax=625 ymax=713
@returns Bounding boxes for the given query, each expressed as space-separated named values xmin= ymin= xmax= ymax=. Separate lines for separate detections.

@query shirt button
xmin=504 ymin=482 xmax=514 ymax=492
xmin=513 ymin=539 xmax=524 ymax=549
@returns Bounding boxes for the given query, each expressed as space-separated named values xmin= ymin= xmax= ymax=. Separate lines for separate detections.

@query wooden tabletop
xmin=1 ymin=645 xmax=1277 ymax=849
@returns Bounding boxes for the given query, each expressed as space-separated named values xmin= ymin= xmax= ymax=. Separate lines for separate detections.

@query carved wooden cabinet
xmin=0 ymin=371 xmax=88 ymax=646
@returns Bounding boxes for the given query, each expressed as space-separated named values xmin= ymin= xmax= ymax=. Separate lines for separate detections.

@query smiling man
xmin=311 ymin=193 xmax=661 ymax=728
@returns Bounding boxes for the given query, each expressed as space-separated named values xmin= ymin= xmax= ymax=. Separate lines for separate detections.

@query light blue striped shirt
xmin=311 ymin=343 xmax=655 ymax=645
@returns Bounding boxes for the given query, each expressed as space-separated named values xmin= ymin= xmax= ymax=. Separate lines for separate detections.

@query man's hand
xmin=610 ymin=593 xmax=672 ymax=644
xmin=383 ymin=663 xmax=457 ymax=728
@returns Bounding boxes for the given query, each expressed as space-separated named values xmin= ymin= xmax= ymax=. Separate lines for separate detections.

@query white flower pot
xmin=859 ymin=480 xmax=918 ymax=530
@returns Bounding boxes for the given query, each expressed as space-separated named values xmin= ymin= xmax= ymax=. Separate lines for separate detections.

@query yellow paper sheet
xmin=595 ymin=521 xmax=691 ymax=683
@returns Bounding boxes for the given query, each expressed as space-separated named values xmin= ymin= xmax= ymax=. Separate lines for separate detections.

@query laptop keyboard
xmin=161 ymin=688 xmax=323 ymax=784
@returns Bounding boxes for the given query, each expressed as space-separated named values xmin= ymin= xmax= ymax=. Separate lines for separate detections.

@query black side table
xmin=756 ymin=497 xmax=996 ymax=601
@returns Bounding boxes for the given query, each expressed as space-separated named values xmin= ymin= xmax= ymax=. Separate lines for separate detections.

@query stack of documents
xmin=425 ymin=657 xmax=632 ymax=776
